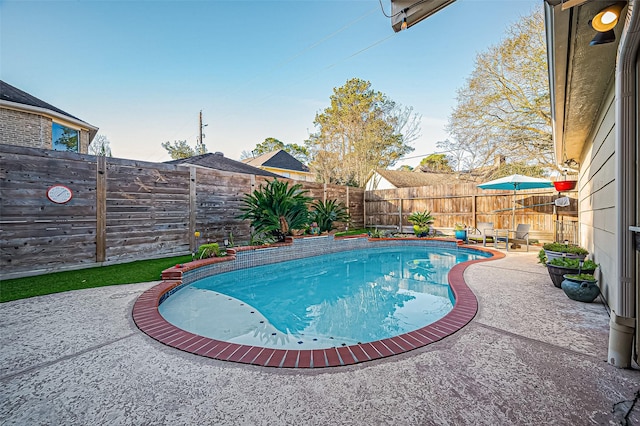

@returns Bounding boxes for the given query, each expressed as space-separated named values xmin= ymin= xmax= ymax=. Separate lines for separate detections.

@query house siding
xmin=0 ymin=107 xmax=90 ymax=153
xmin=578 ymin=84 xmax=616 ymax=306
xmin=0 ymin=108 xmax=51 ymax=149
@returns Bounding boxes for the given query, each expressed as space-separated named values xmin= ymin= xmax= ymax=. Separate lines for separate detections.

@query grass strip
xmin=0 ymin=255 xmax=193 ymax=303
xmin=334 ymin=228 xmax=370 ymax=236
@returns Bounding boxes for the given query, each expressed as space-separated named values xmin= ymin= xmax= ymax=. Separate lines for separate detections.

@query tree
xmin=417 ymin=153 xmax=452 ymax=172
xmin=397 ymin=165 xmax=413 ymax=171
xmin=88 ymin=134 xmax=112 ymax=157
xmin=240 ymin=137 xmax=310 ymax=164
xmin=442 ymin=8 xmax=554 ymax=174
xmin=306 ymin=78 xmax=419 ymax=187
xmin=487 ymin=161 xmax=546 ymax=179
xmin=161 ymin=140 xmax=206 ymax=160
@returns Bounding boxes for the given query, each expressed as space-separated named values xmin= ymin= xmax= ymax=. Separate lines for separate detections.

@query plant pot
xmin=454 ymin=230 xmax=467 ymax=240
xmin=546 ymin=263 xmax=597 ymax=288
xmin=544 ymin=250 xmax=588 ymax=262
xmin=561 ymin=275 xmax=600 ymax=302
xmin=553 ymin=180 xmax=577 ymax=191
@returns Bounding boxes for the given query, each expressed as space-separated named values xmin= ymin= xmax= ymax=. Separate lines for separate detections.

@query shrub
xmin=368 ymin=228 xmax=384 ymax=238
xmin=195 ymin=243 xmax=221 ymax=259
xmin=564 ymin=273 xmax=597 ymax=281
xmin=548 ymin=258 xmax=598 ymax=270
xmin=543 ymin=242 xmax=588 ymax=255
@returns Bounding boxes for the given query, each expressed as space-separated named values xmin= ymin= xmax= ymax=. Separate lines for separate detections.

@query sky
xmin=1 ymin=0 xmax=540 ymax=168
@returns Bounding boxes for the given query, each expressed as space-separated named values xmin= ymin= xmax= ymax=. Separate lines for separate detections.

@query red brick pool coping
xmin=133 ymin=245 xmax=504 ymax=368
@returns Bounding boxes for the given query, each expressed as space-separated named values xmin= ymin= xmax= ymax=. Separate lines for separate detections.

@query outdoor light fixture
xmin=401 ymin=16 xmax=408 ymax=31
xmin=590 ymin=29 xmax=617 ymax=45
xmin=591 ymin=2 xmax=626 ymax=32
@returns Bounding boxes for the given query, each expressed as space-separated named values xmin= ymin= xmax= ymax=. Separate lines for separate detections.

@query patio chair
xmin=467 ymin=222 xmax=494 ymax=246
xmin=507 ymin=224 xmax=531 ymax=251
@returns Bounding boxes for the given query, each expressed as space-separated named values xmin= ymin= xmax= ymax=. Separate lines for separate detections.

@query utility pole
xmin=197 ymin=110 xmax=207 ymax=154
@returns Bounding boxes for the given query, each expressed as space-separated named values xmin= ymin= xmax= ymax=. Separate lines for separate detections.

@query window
xmin=52 ymin=123 xmax=79 ymax=152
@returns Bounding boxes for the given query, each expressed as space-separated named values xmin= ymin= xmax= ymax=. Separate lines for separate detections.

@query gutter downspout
xmin=609 ymin=0 xmax=639 ymax=368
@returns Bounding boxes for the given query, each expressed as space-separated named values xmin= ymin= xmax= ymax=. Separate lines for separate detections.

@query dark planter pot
xmin=546 ymin=263 xmax=596 ymax=288
xmin=561 ymin=275 xmax=600 ymax=302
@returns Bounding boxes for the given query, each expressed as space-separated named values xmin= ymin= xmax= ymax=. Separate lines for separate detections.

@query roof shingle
xmin=166 ymin=152 xmax=283 ymax=178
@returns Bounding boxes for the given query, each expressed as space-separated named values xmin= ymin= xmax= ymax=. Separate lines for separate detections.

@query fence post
xmin=189 ymin=166 xmax=196 ymax=252
xmin=399 ymin=197 xmax=403 ymax=232
xmin=346 ymin=186 xmax=350 ymax=217
xmin=96 ymin=156 xmax=106 ymax=263
xmin=472 ymin=194 xmax=477 ymax=228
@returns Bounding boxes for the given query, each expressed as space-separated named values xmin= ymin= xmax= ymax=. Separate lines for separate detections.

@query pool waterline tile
xmin=133 ymin=237 xmax=501 ymax=368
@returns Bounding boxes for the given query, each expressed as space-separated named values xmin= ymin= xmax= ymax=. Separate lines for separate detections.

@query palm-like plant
xmin=309 ymin=199 xmax=350 ymax=233
xmin=407 ymin=210 xmax=435 ymax=237
xmin=238 ymin=179 xmax=312 ymax=242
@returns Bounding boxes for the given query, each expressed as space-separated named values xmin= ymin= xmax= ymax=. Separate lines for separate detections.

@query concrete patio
xmin=1 ymin=252 xmax=639 ymax=425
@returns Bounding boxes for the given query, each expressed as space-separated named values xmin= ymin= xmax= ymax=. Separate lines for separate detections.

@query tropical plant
xmin=407 ymin=211 xmax=435 ymax=237
xmin=238 ymin=179 xmax=312 ymax=242
xmin=309 ymin=199 xmax=350 ymax=233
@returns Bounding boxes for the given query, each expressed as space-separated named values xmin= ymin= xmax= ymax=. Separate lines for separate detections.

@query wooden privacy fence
xmin=0 ymin=145 xmax=364 ymax=279
xmin=365 ymin=183 xmax=578 ymax=242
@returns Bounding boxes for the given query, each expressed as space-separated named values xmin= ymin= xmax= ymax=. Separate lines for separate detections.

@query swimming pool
xmin=159 ymin=246 xmax=488 ymax=350
xmin=133 ymin=237 xmax=501 ymax=368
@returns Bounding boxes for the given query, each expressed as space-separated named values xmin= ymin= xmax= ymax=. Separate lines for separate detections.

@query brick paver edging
xmin=133 ymin=245 xmax=505 ymax=368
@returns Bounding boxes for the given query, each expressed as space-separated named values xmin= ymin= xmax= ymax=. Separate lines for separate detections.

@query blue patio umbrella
xmin=477 ymin=174 xmax=553 ymax=229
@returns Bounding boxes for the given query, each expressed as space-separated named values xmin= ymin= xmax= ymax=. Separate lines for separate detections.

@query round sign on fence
xmin=46 ymin=185 xmax=73 ymax=204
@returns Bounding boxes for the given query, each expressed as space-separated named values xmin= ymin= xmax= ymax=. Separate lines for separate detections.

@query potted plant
xmin=542 ymin=242 xmax=588 ymax=262
xmin=407 ymin=211 xmax=435 ymax=237
xmin=453 ymin=223 xmax=467 ymax=240
xmin=561 ymin=273 xmax=600 ymax=302
xmin=546 ymin=257 xmax=598 ymax=288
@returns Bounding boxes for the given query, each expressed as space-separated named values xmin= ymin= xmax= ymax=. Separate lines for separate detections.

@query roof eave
xmin=1 ymin=99 xmax=99 ymax=141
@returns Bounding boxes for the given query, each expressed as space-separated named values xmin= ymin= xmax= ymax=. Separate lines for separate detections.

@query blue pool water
xmin=159 ymin=246 xmax=489 ymax=349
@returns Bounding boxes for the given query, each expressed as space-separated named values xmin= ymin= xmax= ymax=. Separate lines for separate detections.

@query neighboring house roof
xmin=0 ymin=80 xmax=98 ymax=140
xmin=242 ymin=150 xmax=310 ymax=173
xmin=166 ymin=152 xmax=283 ymax=178
xmin=369 ymin=169 xmax=457 ymax=188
